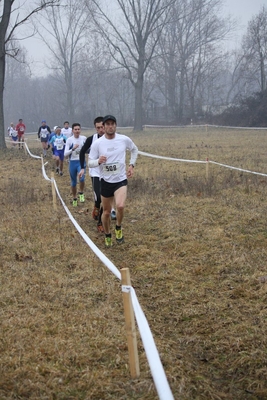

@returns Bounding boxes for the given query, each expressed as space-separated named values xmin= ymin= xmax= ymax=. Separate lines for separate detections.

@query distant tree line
xmin=212 ymin=89 xmax=267 ymax=127
xmin=1 ymin=0 xmax=267 ymax=146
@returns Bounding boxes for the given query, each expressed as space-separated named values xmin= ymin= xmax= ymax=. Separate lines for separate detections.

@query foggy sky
xmin=21 ymin=0 xmax=266 ymax=76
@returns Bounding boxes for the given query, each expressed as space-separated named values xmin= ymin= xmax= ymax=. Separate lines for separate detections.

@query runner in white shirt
xmin=61 ymin=121 xmax=73 ymax=139
xmin=37 ymin=120 xmax=51 ymax=157
xmin=79 ymin=116 xmax=116 ymax=233
xmin=87 ymin=115 xmax=138 ymax=247
xmin=64 ymin=123 xmax=87 ymax=207
xmin=8 ymin=123 xmax=18 ymax=147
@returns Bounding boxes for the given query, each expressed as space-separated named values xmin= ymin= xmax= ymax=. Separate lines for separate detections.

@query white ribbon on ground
xmin=142 ymin=124 xmax=267 ymax=130
xmin=139 ymin=150 xmax=267 ymax=177
xmin=138 ymin=150 xmax=206 ymax=164
xmin=24 ymin=141 xmax=42 ymax=160
xmin=130 ymin=286 xmax=174 ymax=400
xmin=209 ymin=160 xmax=267 ymax=177
xmin=41 ymin=156 xmax=51 ymax=181
xmin=52 ymin=178 xmax=122 ymax=280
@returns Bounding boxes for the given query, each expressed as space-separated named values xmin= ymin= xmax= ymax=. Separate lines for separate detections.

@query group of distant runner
xmin=7 ymin=119 xmax=26 ymax=149
xmin=7 ymin=115 xmax=138 ymax=247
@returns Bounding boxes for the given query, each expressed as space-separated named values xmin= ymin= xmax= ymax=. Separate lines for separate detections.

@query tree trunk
xmin=167 ymin=56 xmax=177 ymax=122
xmin=189 ymin=95 xmax=195 ymax=122
xmin=66 ymin=70 xmax=73 ymax=121
xmin=260 ymin=52 xmax=266 ymax=92
xmin=178 ymin=66 xmax=185 ymax=123
xmin=0 ymin=52 xmax=6 ymax=149
xmin=0 ymin=0 xmax=12 ymax=150
xmin=134 ymin=80 xmax=143 ymax=131
xmin=134 ymin=74 xmax=144 ymax=131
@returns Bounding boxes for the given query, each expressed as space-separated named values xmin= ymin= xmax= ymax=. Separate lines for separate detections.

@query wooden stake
xmin=206 ymin=157 xmax=209 ymax=181
xmin=121 ymin=268 xmax=140 ymax=378
xmin=51 ymin=172 xmax=57 ymax=211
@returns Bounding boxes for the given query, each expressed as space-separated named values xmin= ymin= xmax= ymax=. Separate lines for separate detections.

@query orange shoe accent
xmin=92 ymin=206 xmax=99 ymax=220
xmin=97 ymin=223 xmax=104 ymax=233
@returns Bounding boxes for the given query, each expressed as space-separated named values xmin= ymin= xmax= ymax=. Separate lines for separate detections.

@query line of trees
xmin=1 ymin=0 xmax=267 ymax=148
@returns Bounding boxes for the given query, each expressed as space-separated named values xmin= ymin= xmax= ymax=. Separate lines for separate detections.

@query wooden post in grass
xmin=121 ymin=268 xmax=140 ymax=378
xmin=51 ymin=172 xmax=57 ymax=211
xmin=206 ymin=157 xmax=209 ymax=181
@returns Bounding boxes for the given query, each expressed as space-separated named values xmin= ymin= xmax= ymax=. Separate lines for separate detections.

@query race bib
xmin=41 ymin=132 xmax=47 ymax=138
xmin=55 ymin=139 xmax=64 ymax=150
xmin=103 ymin=162 xmax=120 ymax=176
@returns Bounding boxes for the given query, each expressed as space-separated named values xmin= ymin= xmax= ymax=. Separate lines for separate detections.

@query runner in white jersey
xmin=61 ymin=121 xmax=73 ymax=139
xmin=64 ymin=123 xmax=87 ymax=206
xmin=37 ymin=120 xmax=51 ymax=157
xmin=88 ymin=115 xmax=138 ymax=247
xmin=8 ymin=123 xmax=18 ymax=147
xmin=79 ymin=116 xmax=116 ymax=233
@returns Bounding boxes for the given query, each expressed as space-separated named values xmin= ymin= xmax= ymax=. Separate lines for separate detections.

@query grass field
xmin=1 ymin=126 xmax=267 ymax=399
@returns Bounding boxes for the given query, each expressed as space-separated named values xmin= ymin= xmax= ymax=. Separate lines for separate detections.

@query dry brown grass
xmin=1 ymin=126 xmax=267 ymax=399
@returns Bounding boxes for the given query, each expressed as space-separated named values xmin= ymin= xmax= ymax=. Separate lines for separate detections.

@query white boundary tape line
xmin=209 ymin=160 xmax=267 ymax=177
xmin=143 ymin=124 xmax=267 ymax=130
xmin=22 ymin=144 xmax=174 ymax=400
xmin=82 ymin=124 xmax=267 ymax=131
xmin=5 ymin=138 xmax=27 ymax=144
xmin=24 ymin=141 xmax=42 ymax=160
xmin=144 ymin=124 xmax=186 ymax=129
xmin=206 ymin=124 xmax=267 ymax=130
xmin=40 ymin=155 xmax=52 ymax=181
xmin=139 ymin=150 xmax=267 ymax=177
xmin=138 ymin=150 xmax=206 ymax=164
xmin=127 ymin=286 xmax=175 ymax=400
xmin=52 ymin=178 xmax=122 ymax=280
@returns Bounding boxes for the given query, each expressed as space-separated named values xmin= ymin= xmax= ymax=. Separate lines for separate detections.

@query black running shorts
xmin=100 ymin=179 xmax=127 ymax=198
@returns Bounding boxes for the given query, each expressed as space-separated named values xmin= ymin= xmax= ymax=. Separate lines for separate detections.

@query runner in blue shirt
xmin=49 ymin=126 xmax=67 ymax=176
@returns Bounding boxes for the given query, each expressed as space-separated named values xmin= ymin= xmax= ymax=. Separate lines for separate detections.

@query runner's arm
xmin=79 ymin=136 xmax=93 ymax=168
xmin=64 ymin=140 xmax=75 ymax=157
xmin=129 ymin=143 xmax=138 ymax=167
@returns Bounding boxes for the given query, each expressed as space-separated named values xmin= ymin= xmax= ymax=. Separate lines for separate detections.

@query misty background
xmin=4 ymin=0 xmax=267 ymax=132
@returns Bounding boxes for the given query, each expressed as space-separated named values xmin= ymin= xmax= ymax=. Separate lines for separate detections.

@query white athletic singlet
xmin=89 ymin=133 xmax=138 ymax=183
xmin=61 ymin=127 xmax=73 ymax=139
xmin=65 ymin=135 xmax=87 ymax=161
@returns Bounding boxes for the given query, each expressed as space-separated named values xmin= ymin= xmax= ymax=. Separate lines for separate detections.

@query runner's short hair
xmin=94 ymin=116 xmax=104 ymax=125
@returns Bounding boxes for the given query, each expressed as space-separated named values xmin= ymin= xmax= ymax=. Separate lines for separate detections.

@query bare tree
xmin=0 ymin=0 xmax=60 ymax=149
xmin=241 ymin=6 xmax=267 ymax=93
xmin=34 ymin=0 xmax=90 ymax=122
xmin=154 ymin=0 xmax=232 ymax=122
xmin=4 ymin=44 xmax=32 ymax=129
xmin=87 ymin=0 xmax=175 ymax=131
